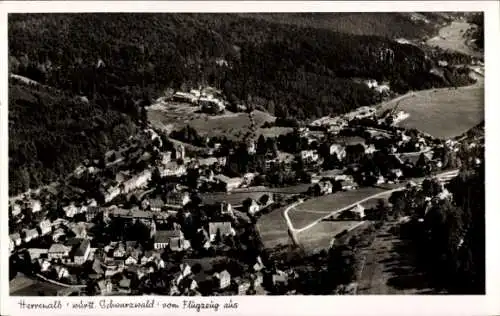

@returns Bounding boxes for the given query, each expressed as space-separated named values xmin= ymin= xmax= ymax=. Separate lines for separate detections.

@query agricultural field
xmin=395 ymin=84 xmax=483 ymax=139
xmin=289 ymin=187 xmax=388 ymax=230
xmin=256 ymin=206 xmax=291 ymax=250
xmin=296 ymin=220 xmax=363 ymax=254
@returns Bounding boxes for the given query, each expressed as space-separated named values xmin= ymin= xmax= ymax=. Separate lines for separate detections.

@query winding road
xmin=283 ymin=169 xmax=459 ymax=237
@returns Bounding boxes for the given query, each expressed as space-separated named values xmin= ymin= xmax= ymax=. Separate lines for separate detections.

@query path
xmin=283 ymin=169 xmax=459 ymax=235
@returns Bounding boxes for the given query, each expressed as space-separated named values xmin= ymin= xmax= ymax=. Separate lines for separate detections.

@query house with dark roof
xmin=154 ymin=230 xmax=185 ymax=250
xmin=208 ymin=222 xmax=235 ymax=241
xmin=164 ymin=191 xmax=190 ymax=209
xmin=72 ymin=239 xmax=91 ymax=265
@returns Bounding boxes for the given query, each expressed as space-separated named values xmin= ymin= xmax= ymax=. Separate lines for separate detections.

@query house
xmin=200 ymin=97 xmax=225 ymax=114
xmin=38 ymin=259 xmax=51 ymax=272
xmin=10 ymin=203 xmax=22 ymax=217
xmin=159 ymin=162 xmax=187 ymax=177
xmin=122 ymin=170 xmax=152 ymax=193
xmin=27 ymin=248 xmax=48 ymax=260
xmin=38 ymin=219 xmax=52 ymax=236
xmin=340 ymin=180 xmax=357 ymax=191
xmin=48 ymin=244 xmax=71 ymax=260
xmin=329 ymin=144 xmax=346 ymax=160
xmin=53 ymin=265 xmax=70 ymax=279
xmin=238 ymin=280 xmax=251 ymax=295
xmin=154 ymin=230 xmax=185 ymax=250
xmin=118 ymin=278 xmax=132 ymax=294
xmin=341 ymin=204 xmax=365 ymax=220
xmin=172 ymin=91 xmax=197 ymax=104
xmin=113 ymin=244 xmax=127 ymax=259
xmin=213 ymin=270 xmax=231 ymax=289
xmin=390 ymin=169 xmax=404 ymax=179
xmin=103 ymin=185 xmax=121 ymax=203
xmin=23 ymin=228 xmax=39 ymax=243
xmin=259 ymin=194 xmax=274 ymax=207
xmin=252 ymin=256 xmax=265 ymax=272
xmin=140 ymin=250 xmax=156 ymax=265
xmin=214 ymin=175 xmax=243 ymax=192
xmin=97 ymin=279 xmax=114 ymax=295
xmin=272 ymin=270 xmax=288 ymax=286
xmin=300 ymin=150 xmax=319 ymax=163
xmin=364 ymin=144 xmax=377 ymax=154
xmin=208 ymin=222 xmax=235 ymax=241
xmin=376 ymin=175 xmax=386 ymax=185
xmin=10 ymin=233 xmax=22 ymax=247
xmin=63 ymin=204 xmax=79 ymax=218
xmin=86 ymin=206 xmax=103 ymax=222
xmin=70 ymin=223 xmax=87 ymax=239
xmin=148 ymin=198 xmax=164 ymax=212
xmin=29 ymin=200 xmax=42 ymax=213
xmin=165 ymin=191 xmax=190 ymax=208
xmin=72 ymin=239 xmax=91 ymax=265
xmin=218 ymin=202 xmax=233 ymax=216
xmin=52 ymin=228 xmax=66 ymax=242
xmin=124 ymin=253 xmax=140 ymax=266
xmin=243 ymin=198 xmax=261 ymax=216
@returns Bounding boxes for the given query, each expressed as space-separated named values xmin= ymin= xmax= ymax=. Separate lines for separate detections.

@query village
xmin=8 ymin=76 xmax=484 ymax=296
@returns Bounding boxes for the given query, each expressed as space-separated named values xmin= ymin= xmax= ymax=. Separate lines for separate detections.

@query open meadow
xmin=395 ymin=84 xmax=483 ymax=139
xmin=289 ymin=187 xmax=387 ymax=229
xmin=296 ymin=221 xmax=363 ymax=254
xmin=257 ymin=206 xmax=291 ymax=250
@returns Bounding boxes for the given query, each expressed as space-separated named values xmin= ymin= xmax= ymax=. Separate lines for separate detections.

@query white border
xmin=1 ymin=2 xmax=499 ymax=316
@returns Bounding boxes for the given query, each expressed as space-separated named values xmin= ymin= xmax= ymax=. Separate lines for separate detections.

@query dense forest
xmin=8 ymin=13 xmax=474 ymax=194
xmin=8 ymin=81 xmax=138 ymax=195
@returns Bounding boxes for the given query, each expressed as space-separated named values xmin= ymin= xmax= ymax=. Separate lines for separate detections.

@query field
xmin=256 ymin=206 xmax=291 ymax=250
xmin=147 ymin=100 xmax=276 ymax=140
xmin=10 ymin=274 xmax=65 ymax=296
xmin=289 ymin=187 xmax=388 ymax=229
xmin=257 ymin=127 xmax=293 ymax=138
xmin=185 ymin=110 xmax=275 ymax=140
xmin=395 ymin=84 xmax=483 ymax=139
xmin=426 ymin=21 xmax=482 ymax=58
xmin=356 ymin=221 xmax=439 ymax=294
xmin=296 ymin=221 xmax=363 ymax=254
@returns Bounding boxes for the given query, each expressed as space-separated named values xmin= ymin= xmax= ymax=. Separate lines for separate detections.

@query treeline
xmin=9 ymin=13 xmax=473 ymax=121
xmin=9 ymin=81 xmax=137 ymax=195
xmin=394 ymin=164 xmax=485 ymax=294
xmin=468 ymin=13 xmax=484 ymax=50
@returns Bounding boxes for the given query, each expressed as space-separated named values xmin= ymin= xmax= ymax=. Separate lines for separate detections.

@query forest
xmin=8 ymin=13 xmax=474 ymax=194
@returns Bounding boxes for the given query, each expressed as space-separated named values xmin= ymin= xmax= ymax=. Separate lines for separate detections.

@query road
xmin=283 ymin=169 xmax=459 ymax=236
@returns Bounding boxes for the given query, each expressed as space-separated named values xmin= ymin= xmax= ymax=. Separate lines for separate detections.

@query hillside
xmin=237 ymin=12 xmax=451 ymax=39
xmin=9 ymin=13 xmax=472 ymax=121
xmin=8 ymin=80 xmax=137 ymax=195
xmin=8 ymin=13 xmax=475 ymax=194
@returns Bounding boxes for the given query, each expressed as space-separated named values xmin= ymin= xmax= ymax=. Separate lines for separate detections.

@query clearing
xmin=426 ymin=21 xmax=482 ymax=58
xmin=393 ymin=85 xmax=483 ymax=139
xmin=147 ymin=100 xmax=276 ymax=140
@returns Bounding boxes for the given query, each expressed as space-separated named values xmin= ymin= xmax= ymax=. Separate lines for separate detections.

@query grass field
xmin=257 ymin=127 xmax=293 ymax=138
xmin=356 ymin=221 xmax=439 ymax=294
xmin=395 ymin=85 xmax=483 ymax=139
xmin=256 ymin=206 xmax=291 ymax=250
xmin=186 ymin=110 xmax=275 ymax=140
xmin=296 ymin=221 xmax=362 ymax=254
xmin=426 ymin=21 xmax=482 ymax=58
xmin=289 ymin=187 xmax=387 ymax=229
xmin=10 ymin=275 xmax=65 ymax=296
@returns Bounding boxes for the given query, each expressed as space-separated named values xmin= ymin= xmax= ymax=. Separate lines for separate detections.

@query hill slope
xmin=8 ymin=80 xmax=137 ymax=195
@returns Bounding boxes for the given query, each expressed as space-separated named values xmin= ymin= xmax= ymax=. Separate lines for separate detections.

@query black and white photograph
xmin=2 ymin=2 xmax=496 ymax=311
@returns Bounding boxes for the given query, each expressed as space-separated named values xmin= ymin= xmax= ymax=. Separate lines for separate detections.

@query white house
xmin=214 ymin=175 xmax=243 ymax=192
xmin=329 ymin=144 xmax=346 ymax=160
xmin=38 ymin=219 xmax=52 ymax=236
xmin=122 ymin=170 xmax=152 ymax=193
xmin=23 ymin=228 xmax=39 ymax=243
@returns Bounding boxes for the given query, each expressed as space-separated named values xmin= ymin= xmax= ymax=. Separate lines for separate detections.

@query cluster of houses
xmin=170 ymin=86 xmax=226 ymax=114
